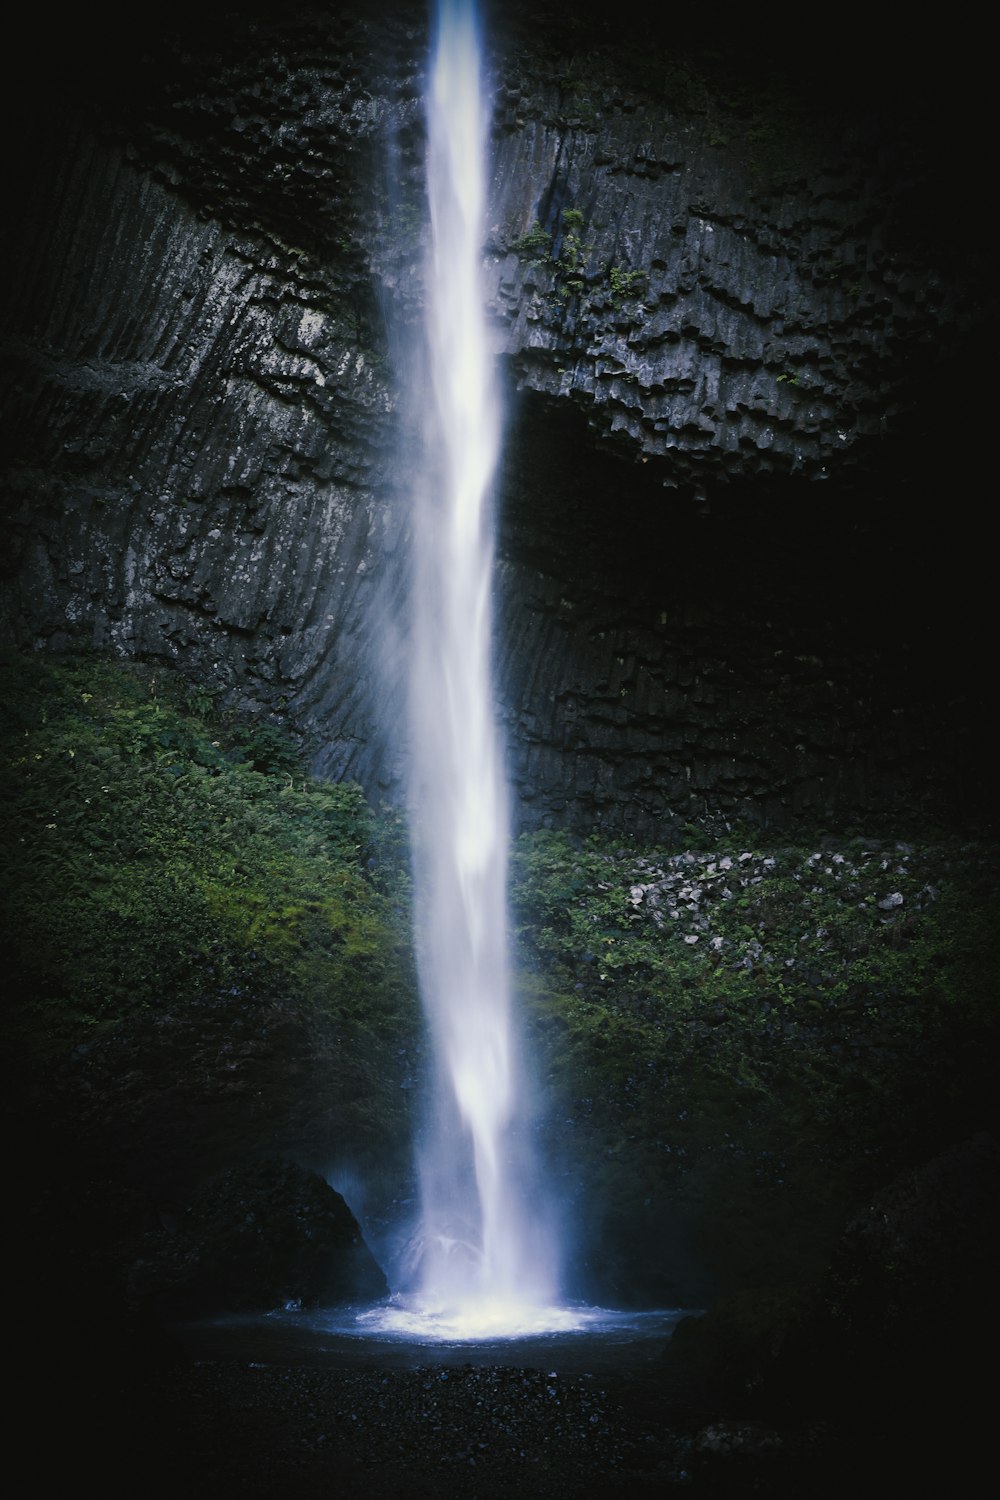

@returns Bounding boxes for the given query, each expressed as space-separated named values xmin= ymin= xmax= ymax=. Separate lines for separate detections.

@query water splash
xmin=394 ymin=0 xmax=560 ymax=1338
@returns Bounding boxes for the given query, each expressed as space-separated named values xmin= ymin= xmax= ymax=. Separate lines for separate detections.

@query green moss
xmin=510 ymin=822 xmax=997 ymax=1291
xmin=1 ymin=648 xmax=419 ymax=1152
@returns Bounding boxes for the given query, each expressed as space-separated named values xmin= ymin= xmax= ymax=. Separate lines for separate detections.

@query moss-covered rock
xmin=510 ymin=823 xmax=998 ymax=1301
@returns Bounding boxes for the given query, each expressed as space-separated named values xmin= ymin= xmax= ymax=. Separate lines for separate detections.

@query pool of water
xmin=170 ymin=1301 xmax=693 ymax=1376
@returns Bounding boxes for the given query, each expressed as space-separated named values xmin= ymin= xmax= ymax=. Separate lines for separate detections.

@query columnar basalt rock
xmin=484 ymin=77 xmax=956 ymax=492
xmin=1 ymin=1 xmax=991 ymax=835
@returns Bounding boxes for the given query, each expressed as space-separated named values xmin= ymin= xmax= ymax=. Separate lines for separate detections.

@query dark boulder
xmin=819 ymin=1129 xmax=1000 ymax=1402
xmin=663 ymin=1283 xmax=820 ymax=1417
xmin=658 ymin=1133 xmax=1000 ymax=1489
xmin=125 ymin=1159 xmax=388 ymax=1319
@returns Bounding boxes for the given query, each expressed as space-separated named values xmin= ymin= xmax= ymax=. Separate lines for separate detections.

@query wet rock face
xmin=486 ymin=67 xmax=946 ymax=490
xmin=1 ymin=1 xmax=992 ymax=834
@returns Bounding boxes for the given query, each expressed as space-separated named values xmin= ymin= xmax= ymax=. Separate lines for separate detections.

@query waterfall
xmin=343 ymin=0 xmax=670 ymax=1347
xmin=396 ymin=0 xmax=559 ymax=1334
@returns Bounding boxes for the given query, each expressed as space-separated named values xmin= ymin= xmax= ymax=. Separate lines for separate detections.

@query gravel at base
xmin=154 ymin=1359 xmax=694 ymax=1497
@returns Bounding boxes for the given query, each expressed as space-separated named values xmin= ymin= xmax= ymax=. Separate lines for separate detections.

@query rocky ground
xmin=21 ymin=1127 xmax=993 ymax=1500
xmin=33 ymin=1304 xmax=989 ymax=1500
xmin=67 ymin=1351 xmax=836 ymax=1498
xmin=63 ymin=1348 xmax=1000 ymax=1499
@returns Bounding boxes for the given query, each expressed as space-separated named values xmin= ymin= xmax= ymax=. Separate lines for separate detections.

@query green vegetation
xmin=512 ymin=209 xmax=591 ymax=300
xmin=1 ymin=649 xmax=419 ymax=1172
xmin=509 ymin=824 xmax=997 ymax=1291
xmin=512 ymin=220 xmax=552 ymax=261
xmin=4 ymin=648 xmax=994 ymax=1299
xmin=554 ymin=208 xmax=589 ymax=300
xmin=514 ymin=209 xmax=645 ymax=310
xmin=608 ymin=265 xmax=646 ymax=301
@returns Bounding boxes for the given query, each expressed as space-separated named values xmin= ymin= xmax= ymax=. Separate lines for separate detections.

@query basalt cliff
xmin=3 ymin=1 xmax=992 ymax=837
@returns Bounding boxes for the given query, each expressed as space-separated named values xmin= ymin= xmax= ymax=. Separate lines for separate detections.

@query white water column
xmin=404 ymin=0 xmax=557 ymax=1329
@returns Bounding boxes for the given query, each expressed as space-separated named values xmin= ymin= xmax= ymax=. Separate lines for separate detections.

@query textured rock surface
xmin=1 ymin=1 xmax=993 ymax=834
xmin=484 ymin=53 xmax=964 ymax=487
xmin=125 ymin=1159 xmax=388 ymax=1316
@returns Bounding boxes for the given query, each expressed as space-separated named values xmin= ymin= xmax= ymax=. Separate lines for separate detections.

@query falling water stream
xmin=366 ymin=0 xmax=565 ymax=1340
xmin=325 ymin=0 xmax=680 ymax=1352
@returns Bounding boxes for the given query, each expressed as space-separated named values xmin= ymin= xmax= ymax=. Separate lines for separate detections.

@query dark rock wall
xmin=1 ymin=44 xmax=402 ymax=784
xmin=1 ymin=1 xmax=993 ymax=836
xmin=485 ymin=59 xmax=951 ymax=488
xmin=494 ymin=395 xmax=984 ymax=835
